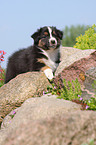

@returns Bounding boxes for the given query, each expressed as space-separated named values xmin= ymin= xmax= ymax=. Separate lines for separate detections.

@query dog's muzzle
xmin=49 ymin=38 xmax=57 ymax=48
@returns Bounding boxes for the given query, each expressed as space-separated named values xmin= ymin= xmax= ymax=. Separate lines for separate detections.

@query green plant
xmin=81 ymin=138 xmax=94 ymax=145
xmin=86 ymin=98 xmax=96 ymax=110
xmin=92 ymin=80 xmax=96 ymax=97
xmin=46 ymin=78 xmax=82 ymax=103
xmin=62 ymin=25 xmax=89 ymax=47
xmin=0 ymin=50 xmax=6 ymax=87
xmin=45 ymin=78 xmax=96 ymax=110
xmin=0 ymin=69 xmax=5 ymax=87
xmin=74 ymin=24 xmax=96 ymax=50
xmin=57 ymin=78 xmax=82 ymax=100
xmin=9 ymin=111 xmax=16 ymax=119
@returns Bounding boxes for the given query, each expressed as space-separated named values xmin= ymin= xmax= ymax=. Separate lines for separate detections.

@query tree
xmin=62 ymin=25 xmax=89 ymax=47
xmin=74 ymin=24 xmax=96 ymax=50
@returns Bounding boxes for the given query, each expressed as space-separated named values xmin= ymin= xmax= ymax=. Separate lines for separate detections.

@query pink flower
xmin=85 ymin=105 xmax=89 ymax=109
xmin=13 ymin=111 xmax=16 ymax=114
xmin=54 ymin=86 xmax=56 ymax=89
xmin=80 ymin=97 xmax=83 ymax=101
xmin=0 ymin=68 xmax=4 ymax=73
xmin=0 ymin=50 xmax=6 ymax=61
xmin=43 ymin=91 xmax=45 ymax=95
xmin=2 ymin=51 xmax=6 ymax=55
xmin=0 ymin=50 xmax=6 ymax=55
xmin=1 ymin=58 xmax=4 ymax=61
xmin=78 ymin=95 xmax=81 ymax=98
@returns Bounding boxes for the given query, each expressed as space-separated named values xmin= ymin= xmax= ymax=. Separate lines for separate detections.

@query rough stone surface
xmin=0 ymin=47 xmax=96 ymax=145
xmin=60 ymin=47 xmax=81 ymax=61
xmin=1 ymin=94 xmax=81 ymax=129
xmin=0 ymin=72 xmax=50 ymax=124
xmin=81 ymin=67 xmax=96 ymax=98
xmin=0 ymin=94 xmax=81 ymax=144
xmin=54 ymin=51 xmax=96 ymax=99
xmin=84 ymin=67 xmax=96 ymax=93
xmin=1 ymin=110 xmax=96 ymax=145
xmin=56 ymin=47 xmax=95 ymax=76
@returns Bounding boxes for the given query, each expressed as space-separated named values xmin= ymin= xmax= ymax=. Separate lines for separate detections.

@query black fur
xmin=5 ymin=26 xmax=63 ymax=83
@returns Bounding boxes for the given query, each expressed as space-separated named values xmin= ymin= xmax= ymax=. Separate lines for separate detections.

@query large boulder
xmin=1 ymin=94 xmax=81 ymax=129
xmin=1 ymin=94 xmax=96 ymax=145
xmin=54 ymin=50 xmax=96 ymax=99
xmin=0 ymin=47 xmax=96 ymax=145
xmin=56 ymin=47 xmax=95 ymax=76
xmin=0 ymin=72 xmax=50 ymax=124
xmin=84 ymin=67 xmax=96 ymax=93
xmin=81 ymin=67 xmax=96 ymax=98
xmin=0 ymin=94 xmax=81 ymax=144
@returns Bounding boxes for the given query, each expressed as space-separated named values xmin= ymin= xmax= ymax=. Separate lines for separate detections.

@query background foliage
xmin=62 ymin=25 xmax=89 ymax=47
xmin=0 ymin=24 xmax=96 ymax=87
xmin=74 ymin=24 xmax=96 ymax=49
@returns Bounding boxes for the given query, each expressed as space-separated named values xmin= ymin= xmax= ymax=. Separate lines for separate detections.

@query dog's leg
xmin=44 ymin=68 xmax=53 ymax=80
xmin=41 ymin=66 xmax=53 ymax=80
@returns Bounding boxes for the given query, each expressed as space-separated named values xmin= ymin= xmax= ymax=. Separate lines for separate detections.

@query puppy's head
xmin=31 ymin=26 xmax=63 ymax=50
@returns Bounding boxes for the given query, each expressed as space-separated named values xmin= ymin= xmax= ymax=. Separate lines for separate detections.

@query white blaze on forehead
xmin=47 ymin=27 xmax=57 ymax=45
xmin=48 ymin=27 xmax=53 ymax=38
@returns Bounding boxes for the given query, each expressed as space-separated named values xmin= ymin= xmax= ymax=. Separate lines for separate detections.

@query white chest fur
xmin=39 ymin=47 xmax=60 ymax=72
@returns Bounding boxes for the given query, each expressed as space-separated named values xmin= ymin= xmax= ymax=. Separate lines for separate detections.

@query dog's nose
xmin=51 ymin=40 xmax=55 ymax=44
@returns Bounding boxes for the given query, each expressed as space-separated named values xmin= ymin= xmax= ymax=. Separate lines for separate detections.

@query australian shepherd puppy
xmin=5 ymin=26 xmax=63 ymax=83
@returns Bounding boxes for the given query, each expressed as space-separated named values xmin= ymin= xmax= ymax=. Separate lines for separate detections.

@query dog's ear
xmin=31 ymin=28 xmax=42 ymax=40
xmin=31 ymin=28 xmax=43 ymax=45
xmin=31 ymin=31 xmax=39 ymax=40
xmin=56 ymin=29 xmax=63 ymax=40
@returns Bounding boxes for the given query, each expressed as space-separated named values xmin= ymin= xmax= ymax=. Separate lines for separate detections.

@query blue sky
xmin=0 ymin=0 xmax=96 ymax=68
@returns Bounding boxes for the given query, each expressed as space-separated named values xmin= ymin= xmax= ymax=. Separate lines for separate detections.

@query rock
xmin=0 ymin=72 xmax=50 ymax=125
xmin=56 ymin=47 xmax=95 ymax=76
xmin=1 ymin=109 xmax=96 ymax=145
xmin=60 ymin=47 xmax=81 ymax=61
xmin=0 ymin=94 xmax=81 ymax=144
xmin=81 ymin=67 xmax=96 ymax=99
xmin=84 ymin=67 xmax=96 ymax=93
xmin=54 ymin=51 xmax=96 ymax=99
xmin=0 ymin=47 xmax=96 ymax=145
xmin=1 ymin=94 xmax=81 ymax=129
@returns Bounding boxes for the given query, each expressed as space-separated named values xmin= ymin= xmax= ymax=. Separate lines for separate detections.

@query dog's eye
xmin=53 ymin=31 xmax=57 ymax=36
xmin=44 ymin=32 xmax=48 ymax=36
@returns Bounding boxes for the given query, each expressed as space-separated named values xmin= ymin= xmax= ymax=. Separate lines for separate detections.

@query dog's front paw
xmin=44 ymin=68 xmax=53 ymax=80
